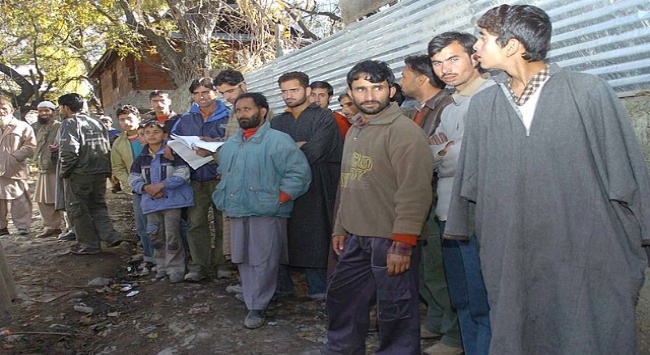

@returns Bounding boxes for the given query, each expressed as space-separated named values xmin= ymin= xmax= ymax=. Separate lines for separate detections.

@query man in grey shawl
xmin=445 ymin=4 xmax=650 ymax=354
xmin=272 ymin=71 xmax=343 ymax=299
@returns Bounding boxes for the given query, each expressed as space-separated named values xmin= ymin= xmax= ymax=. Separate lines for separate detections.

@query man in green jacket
xmin=112 ymin=105 xmax=153 ymax=270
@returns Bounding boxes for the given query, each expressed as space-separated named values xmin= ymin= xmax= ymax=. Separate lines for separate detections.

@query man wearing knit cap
xmin=33 ymin=101 xmax=64 ymax=238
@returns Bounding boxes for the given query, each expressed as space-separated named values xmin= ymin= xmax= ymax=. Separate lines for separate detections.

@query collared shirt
xmin=284 ymin=103 xmax=309 ymax=119
xmin=508 ymin=64 xmax=550 ymax=106
xmin=451 ymin=73 xmax=491 ymax=105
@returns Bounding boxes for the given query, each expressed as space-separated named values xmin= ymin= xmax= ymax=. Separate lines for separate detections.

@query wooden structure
xmin=87 ymin=50 xmax=174 ymax=112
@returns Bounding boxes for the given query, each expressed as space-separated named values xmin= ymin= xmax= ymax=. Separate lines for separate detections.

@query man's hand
xmin=143 ymin=182 xmax=164 ymax=197
xmin=48 ymin=144 xmax=59 ymax=153
xmin=429 ymin=132 xmax=454 ymax=156
xmin=296 ymin=141 xmax=307 ymax=148
xmin=332 ymin=235 xmax=346 ymax=256
xmin=199 ymin=136 xmax=219 ymax=142
xmin=195 ymin=147 xmax=213 ymax=157
xmin=386 ymin=241 xmax=412 ymax=276
xmin=429 ymin=132 xmax=448 ymax=145
xmin=437 ymin=141 xmax=455 ymax=156
xmin=387 ymin=253 xmax=411 ymax=276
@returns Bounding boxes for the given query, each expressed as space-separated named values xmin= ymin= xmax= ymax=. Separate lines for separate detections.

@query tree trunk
xmin=0 ymin=62 xmax=36 ymax=117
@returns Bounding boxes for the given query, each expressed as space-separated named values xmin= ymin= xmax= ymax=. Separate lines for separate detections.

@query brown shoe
xmin=36 ymin=228 xmax=62 ymax=238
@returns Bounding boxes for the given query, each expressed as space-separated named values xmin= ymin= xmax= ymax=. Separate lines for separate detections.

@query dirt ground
xmin=1 ymin=177 xmax=650 ymax=355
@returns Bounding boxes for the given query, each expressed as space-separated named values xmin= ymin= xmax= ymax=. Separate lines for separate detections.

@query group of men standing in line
xmin=1 ymin=3 xmax=650 ymax=354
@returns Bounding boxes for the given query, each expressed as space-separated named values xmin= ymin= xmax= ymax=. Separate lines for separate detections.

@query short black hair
xmin=391 ymin=83 xmax=405 ymax=106
xmin=142 ymin=119 xmax=168 ymax=134
xmin=214 ymin=69 xmax=245 ymax=86
xmin=149 ymin=90 xmax=169 ymax=100
xmin=477 ymin=4 xmax=552 ymax=61
xmin=346 ymin=60 xmax=395 ymax=88
xmin=337 ymin=93 xmax=350 ymax=102
xmin=189 ymin=77 xmax=217 ymax=93
xmin=116 ymin=104 xmax=140 ymax=117
xmin=57 ymin=93 xmax=84 ymax=113
xmin=234 ymin=92 xmax=269 ymax=111
xmin=404 ymin=55 xmax=445 ymax=89
xmin=309 ymin=81 xmax=334 ymax=97
xmin=278 ymin=71 xmax=309 ymax=88
xmin=427 ymin=31 xmax=477 ymax=58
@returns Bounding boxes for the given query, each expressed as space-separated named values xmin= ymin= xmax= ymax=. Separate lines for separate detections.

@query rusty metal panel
xmin=244 ymin=0 xmax=650 ymax=112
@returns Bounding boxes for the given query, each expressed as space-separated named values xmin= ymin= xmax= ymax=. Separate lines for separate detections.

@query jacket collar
xmin=491 ymin=62 xmax=561 ymax=86
xmin=189 ymin=100 xmax=231 ymax=122
xmin=139 ymin=141 xmax=167 ymax=157
xmin=451 ymin=73 xmax=491 ymax=105
xmin=422 ymin=89 xmax=452 ymax=110
xmin=233 ymin=121 xmax=271 ymax=144
xmin=360 ymin=102 xmax=404 ymax=126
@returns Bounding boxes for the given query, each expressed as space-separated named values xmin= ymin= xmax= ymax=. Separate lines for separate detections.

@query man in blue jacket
xmin=171 ymin=77 xmax=230 ymax=282
xmin=213 ymin=92 xmax=311 ymax=329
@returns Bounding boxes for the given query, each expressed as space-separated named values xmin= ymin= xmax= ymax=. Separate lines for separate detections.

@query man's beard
xmin=238 ymin=115 xmax=262 ymax=129
xmin=284 ymin=96 xmax=306 ymax=108
xmin=356 ymin=99 xmax=390 ymax=115
xmin=37 ymin=115 xmax=51 ymax=124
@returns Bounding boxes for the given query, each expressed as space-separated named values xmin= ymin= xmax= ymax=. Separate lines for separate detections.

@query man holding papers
xmin=170 ymin=77 xmax=231 ymax=282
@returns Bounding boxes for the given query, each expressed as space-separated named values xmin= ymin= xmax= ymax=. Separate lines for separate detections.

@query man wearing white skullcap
xmin=33 ymin=101 xmax=64 ymax=238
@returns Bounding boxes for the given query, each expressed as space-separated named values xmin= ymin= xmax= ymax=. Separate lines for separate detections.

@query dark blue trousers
xmin=325 ymin=235 xmax=420 ymax=355
xmin=440 ymin=221 xmax=491 ymax=355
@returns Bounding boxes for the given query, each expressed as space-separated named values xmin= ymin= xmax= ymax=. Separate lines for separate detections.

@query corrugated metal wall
xmin=243 ymin=0 xmax=650 ymax=112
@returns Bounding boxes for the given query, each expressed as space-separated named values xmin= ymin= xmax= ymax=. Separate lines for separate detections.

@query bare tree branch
xmin=281 ymin=1 xmax=341 ymax=22
xmin=0 ymin=61 xmax=35 ymax=108
xmin=284 ymin=8 xmax=320 ymax=41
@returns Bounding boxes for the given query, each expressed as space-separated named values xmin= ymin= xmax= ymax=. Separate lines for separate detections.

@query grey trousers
xmin=147 ymin=209 xmax=185 ymax=276
xmin=230 ymin=216 xmax=287 ymax=311
xmin=64 ymin=174 xmax=120 ymax=250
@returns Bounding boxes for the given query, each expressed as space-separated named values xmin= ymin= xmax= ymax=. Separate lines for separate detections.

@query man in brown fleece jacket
xmin=324 ymin=60 xmax=433 ymax=355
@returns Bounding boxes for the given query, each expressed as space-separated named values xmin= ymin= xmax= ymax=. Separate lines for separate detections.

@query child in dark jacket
xmin=129 ymin=121 xmax=194 ymax=283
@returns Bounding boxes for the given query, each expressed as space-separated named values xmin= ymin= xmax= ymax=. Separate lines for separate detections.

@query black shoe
xmin=0 ymin=228 xmax=9 ymax=236
xmin=57 ymin=230 xmax=76 ymax=241
xmin=244 ymin=310 xmax=265 ymax=329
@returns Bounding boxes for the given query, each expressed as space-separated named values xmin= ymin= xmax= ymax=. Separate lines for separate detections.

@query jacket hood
xmin=189 ymin=100 xmax=231 ymax=123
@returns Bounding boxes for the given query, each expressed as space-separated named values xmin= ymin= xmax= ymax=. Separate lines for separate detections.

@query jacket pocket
xmin=0 ymin=155 xmax=22 ymax=178
xmin=212 ymin=182 xmax=227 ymax=211
xmin=376 ymin=287 xmax=412 ymax=322
xmin=251 ymin=190 xmax=280 ymax=216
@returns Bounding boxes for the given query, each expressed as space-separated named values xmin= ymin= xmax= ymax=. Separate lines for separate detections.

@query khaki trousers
xmin=0 ymin=193 xmax=32 ymax=230
xmin=37 ymin=202 xmax=63 ymax=229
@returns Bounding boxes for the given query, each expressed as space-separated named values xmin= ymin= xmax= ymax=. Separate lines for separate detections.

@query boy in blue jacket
xmin=129 ymin=121 xmax=194 ymax=283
